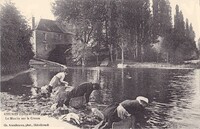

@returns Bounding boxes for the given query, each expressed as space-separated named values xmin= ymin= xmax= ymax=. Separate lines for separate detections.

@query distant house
xmin=32 ymin=18 xmax=73 ymax=64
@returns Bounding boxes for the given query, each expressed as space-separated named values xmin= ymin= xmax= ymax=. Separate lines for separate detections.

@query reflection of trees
xmin=27 ymin=67 xmax=198 ymax=128
xmin=145 ymin=69 xmax=171 ymax=103
xmin=29 ymin=69 xmax=51 ymax=87
xmin=101 ymin=69 xmax=125 ymax=103
xmin=167 ymin=69 xmax=198 ymax=107
xmin=70 ymin=68 xmax=128 ymax=104
xmin=29 ymin=68 xmax=73 ymax=87
xmin=71 ymin=68 xmax=87 ymax=87
xmin=70 ymin=67 xmax=104 ymax=103
xmin=102 ymin=70 xmax=115 ymax=104
xmin=71 ymin=68 xmax=198 ymax=114
xmin=191 ymin=69 xmax=200 ymax=108
xmin=121 ymin=69 xmax=125 ymax=99
xmin=146 ymin=69 xmax=197 ymax=128
xmin=1 ymin=73 xmax=33 ymax=96
xmin=71 ymin=67 xmax=101 ymax=86
xmin=127 ymin=69 xmax=172 ymax=103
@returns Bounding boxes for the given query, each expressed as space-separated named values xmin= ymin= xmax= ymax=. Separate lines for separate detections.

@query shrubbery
xmin=1 ymin=2 xmax=34 ymax=74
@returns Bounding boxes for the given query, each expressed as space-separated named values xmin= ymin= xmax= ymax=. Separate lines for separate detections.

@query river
xmin=1 ymin=66 xmax=200 ymax=128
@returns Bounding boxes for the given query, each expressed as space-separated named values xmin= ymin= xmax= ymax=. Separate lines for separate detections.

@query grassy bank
xmin=114 ymin=60 xmax=200 ymax=69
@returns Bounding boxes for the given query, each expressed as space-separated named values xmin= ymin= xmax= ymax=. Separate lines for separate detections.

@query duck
xmin=126 ymin=73 xmax=132 ymax=79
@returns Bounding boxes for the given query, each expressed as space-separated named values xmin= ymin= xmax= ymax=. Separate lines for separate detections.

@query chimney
xmin=32 ymin=17 xmax=35 ymax=30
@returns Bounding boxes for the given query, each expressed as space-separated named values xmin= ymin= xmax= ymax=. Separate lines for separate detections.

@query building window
xmin=44 ymin=44 xmax=48 ymax=50
xmin=59 ymin=34 xmax=62 ymax=40
xmin=54 ymin=34 xmax=62 ymax=40
xmin=43 ymin=33 xmax=47 ymax=41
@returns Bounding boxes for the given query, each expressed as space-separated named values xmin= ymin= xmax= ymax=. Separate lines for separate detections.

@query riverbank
xmin=0 ymin=92 xmax=80 ymax=129
xmin=29 ymin=58 xmax=66 ymax=68
xmin=0 ymin=91 xmax=104 ymax=129
xmin=0 ymin=110 xmax=79 ymax=129
xmin=125 ymin=62 xmax=199 ymax=69
xmin=115 ymin=60 xmax=200 ymax=69
xmin=1 ymin=68 xmax=35 ymax=82
xmin=1 ymin=58 xmax=66 ymax=82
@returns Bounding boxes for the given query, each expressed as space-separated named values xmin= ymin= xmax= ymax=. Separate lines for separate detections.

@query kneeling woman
xmin=56 ymin=82 xmax=100 ymax=108
xmin=95 ymin=96 xmax=149 ymax=129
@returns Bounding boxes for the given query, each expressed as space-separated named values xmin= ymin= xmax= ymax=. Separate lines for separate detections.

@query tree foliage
xmin=52 ymin=0 xmax=108 ymax=65
xmin=162 ymin=5 xmax=198 ymax=63
xmin=1 ymin=2 xmax=34 ymax=73
xmin=52 ymin=0 xmax=198 ymax=65
xmin=152 ymin=0 xmax=172 ymax=37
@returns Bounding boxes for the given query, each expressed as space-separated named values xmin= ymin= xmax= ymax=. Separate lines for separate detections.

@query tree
xmin=53 ymin=0 xmax=198 ymax=64
xmin=152 ymin=0 xmax=172 ymax=37
xmin=174 ymin=5 xmax=185 ymax=38
xmin=163 ymin=5 xmax=186 ymax=63
xmin=119 ymin=0 xmax=151 ymax=62
xmin=198 ymin=38 xmax=200 ymax=51
xmin=107 ymin=0 xmax=119 ymax=63
xmin=189 ymin=23 xmax=195 ymax=41
xmin=163 ymin=5 xmax=198 ymax=63
xmin=185 ymin=18 xmax=190 ymax=37
xmin=152 ymin=0 xmax=172 ymax=62
xmin=1 ymin=2 xmax=34 ymax=74
xmin=53 ymin=0 xmax=108 ymax=66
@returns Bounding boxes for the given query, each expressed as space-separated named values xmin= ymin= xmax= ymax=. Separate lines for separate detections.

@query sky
xmin=170 ymin=0 xmax=200 ymax=42
xmin=0 ymin=0 xmax=200 ymax=41
xmin=0 ymin=0 xmax=55 ymax=23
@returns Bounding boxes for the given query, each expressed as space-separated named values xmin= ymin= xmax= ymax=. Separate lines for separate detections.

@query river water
xmin=1 ymin=66 xmax=200 ymax=128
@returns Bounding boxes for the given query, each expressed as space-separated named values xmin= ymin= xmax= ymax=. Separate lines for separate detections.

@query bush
xmin=1 ymin=2 xmax=34 ymax=74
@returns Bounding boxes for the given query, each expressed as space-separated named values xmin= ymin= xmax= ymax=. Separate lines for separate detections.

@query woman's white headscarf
xmin=136 ymin=96 xmax=149 ymax=105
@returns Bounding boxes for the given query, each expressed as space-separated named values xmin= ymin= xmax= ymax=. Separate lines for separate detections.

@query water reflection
xmin=147 ymin=69 xmax=200 ymax=129
xmin=1 ymin=73 xmax=33 ymax=96
xmin=1 ymin=67 xmax=200 ymax=128
xmin=30 ymin=68 xmax=65 ymax=87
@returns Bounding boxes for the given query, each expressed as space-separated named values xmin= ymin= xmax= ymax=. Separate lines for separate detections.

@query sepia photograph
xmin=0 ymin=0 xmax=200 ymax=129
